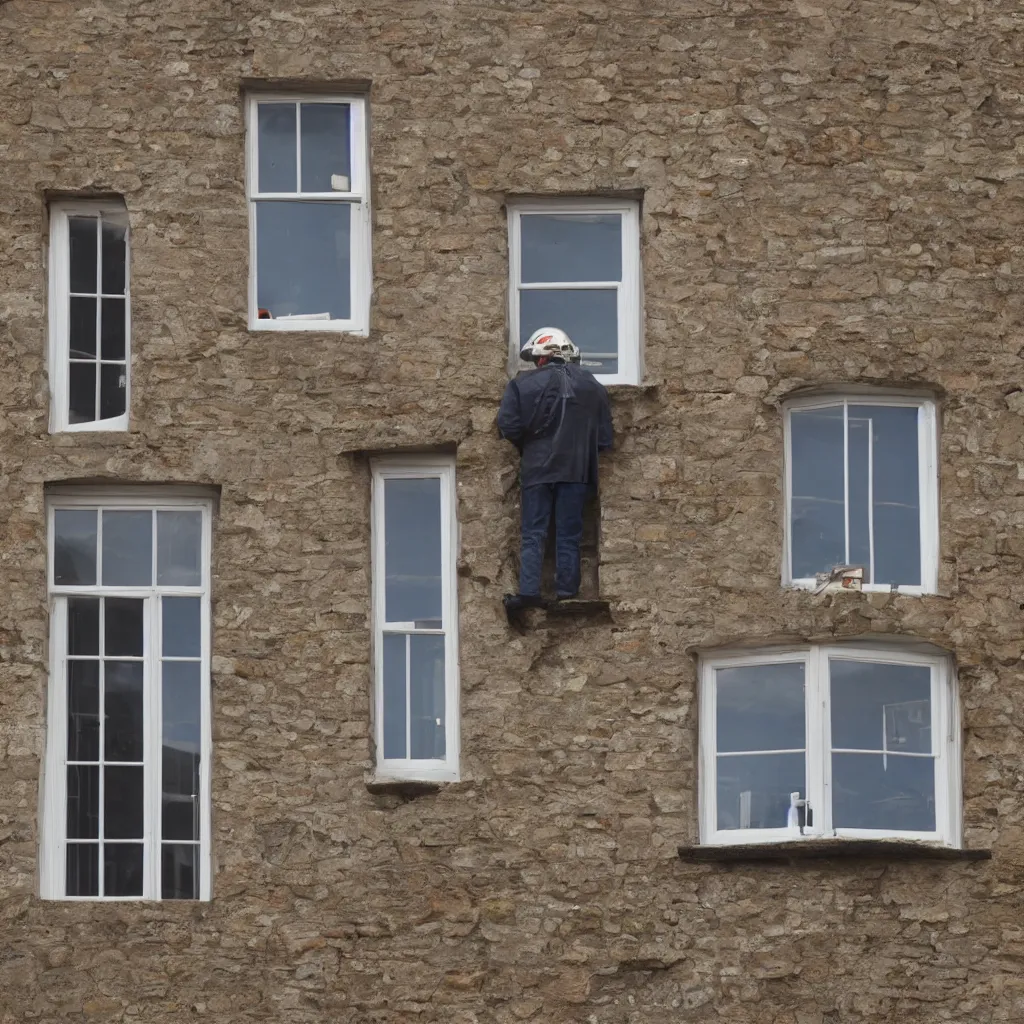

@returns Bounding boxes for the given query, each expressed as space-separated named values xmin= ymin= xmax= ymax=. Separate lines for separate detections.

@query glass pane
xmin=69 ymin=296 xmax=97 ymax=358
xmin=100 ymin=297 xmax=126 ymax=360
xmin=66 ymin=843 xmax=99 ymax=897
xmin=300 ymin=102 xmax=351 ymax=192
xmin=830 ymin=659 xmax=932 ymax=753
xmin=519 ymin=288 xmax=618 ymax=375
xmin=67 ymin=597 xmax=99 ymax=655
xmin=716 ymin=752 xmax=806 ymax=831
xmin=101 ymin=510 xmax=152 ymax=586
xmin=162 ymin=597 xmax=201 ymax=657
xmin=162 ymin=844 xmax=199 ymax=900
xmin=100 ymin=216 xmax=127 ymax=295
xmin=255 ymin=201 xmax=351 ymax=320
xmin=257 ymin=102 xmax=297 ymax=192
xmin=162 ymin=747 xmax=200 ymax=841
xmin=790 ymin=406 xmax=845 ymax=579
xmin=848 ymin=415 xmax=871 ymax=580
xmin=521 ymin=213 xmax=622 ymax=283
xmin=384 ymin=477 xmax=442 ymax=623
xmin=409 ymin=634 xmax=445 ymax=759
xmin=162 ymin=661 xmax=202 ymax=755
xmin=832 ymin=752 xmax=935 ymax=831
xmin=69 ymin=362 xmax=97 ymax=424
xmin=105 ymin=598 xmax=144 ymax=657
xmin=104 ymin=843 xmax=143 ymax=896
xmin=54 ymin=510 xmax=97 ymax=585
xmin=857 ymin=405 xmax=921 ymax=587
xmin=157 ymin=511 xmax=203 ymax=586
xmin=104 ymin=661 xmax=144 ymax=762
xmin=67 ymin=660 xmax=100 ymax=762
xmin=99 ymin=363 xmax=127 ymax=421
xmin=66 ymin=764 xmax=99 ymax=839
xmin=382 ymin=633 xmax=406 ymax=759
xmin=104 ymin=765 xmax=143 ymax=838
xmin=716 ymin=662 xmax=805 ymax=753
xmin=69 ymin=217 xmax=98 ymax=293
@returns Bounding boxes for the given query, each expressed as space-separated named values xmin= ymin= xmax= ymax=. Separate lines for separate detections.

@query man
xmin=498 ymin=327 xmax=614 ymax=612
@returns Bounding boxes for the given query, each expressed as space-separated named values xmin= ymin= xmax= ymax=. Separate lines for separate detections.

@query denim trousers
xmin=518 ymin=482 xmax=590 ymax=598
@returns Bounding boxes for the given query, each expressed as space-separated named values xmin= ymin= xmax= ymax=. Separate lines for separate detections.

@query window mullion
xmin=294 ymin=101 xmax=302 ymax=195
xmin=97 ymin=597 xmax=106 ymax=896
xmin=842 ymin=402 xmax=850 ymax=565
xmin=814 ymin=647 xmax=833 ymax=836
xmin=405 ymin=633 xmax=412 ymax=761
xmin=146 ymin=594 xmax=159 ymax=900
xmin=867 ymin=415 xmax=875 ymax=585
xmin=94 ymin=214 xmax=102 ymax=422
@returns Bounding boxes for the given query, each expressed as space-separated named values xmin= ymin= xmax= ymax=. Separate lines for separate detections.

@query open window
xmin=699 ymin=644 xmax=960 ymax=847
xmin=245 ymin=93 xmax=371 ymax=333
xmin=507 ymin=198 xmax=641 ymax=385
xmin=784 ymin=394 xmax=939 ymax=593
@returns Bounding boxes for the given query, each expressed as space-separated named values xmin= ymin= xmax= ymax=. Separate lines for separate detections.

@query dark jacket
xmin=497 ymin=363 xmax=613 ymax=487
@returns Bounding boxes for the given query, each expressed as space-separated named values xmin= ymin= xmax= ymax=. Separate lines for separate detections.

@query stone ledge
xmin=505 ymin=599 xmax=612 ymax=627
xmin=364 ymin=779 xmax=443 ymax=799
xmin=678 ymin=840 xmax=992 ymax=865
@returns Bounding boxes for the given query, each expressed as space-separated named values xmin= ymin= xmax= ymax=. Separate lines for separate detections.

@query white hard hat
xmin=520 ymin=327 xmax=581 ymax=364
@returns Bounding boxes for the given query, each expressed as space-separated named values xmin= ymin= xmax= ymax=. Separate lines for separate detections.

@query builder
xmin=498 ymin=327 xmax=614 ymax=612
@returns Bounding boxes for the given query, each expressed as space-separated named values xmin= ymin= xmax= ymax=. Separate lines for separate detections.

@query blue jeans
xmin=519 ymin=483 xmax=590 ymax=598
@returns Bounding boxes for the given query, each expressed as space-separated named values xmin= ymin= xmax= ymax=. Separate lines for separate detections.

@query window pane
xmin=67 ymin=660 xmax=100 ymax=762
xmin=100 ymin=216 xmax=127 ymax=295
xmin=856 ymin=405 xmax=921 ymax=587
xmin=255 ymin=201 xmax=351 ymax=320
xmin=104 ymin=843 xmax=143 ymax=896
xmin=257 ymin=102 xmax=297 ymax=192
xmin=66 ymin=843 xmax=99 ymax=897
xmin=384 ymin=477 xmax=442 ymax=623
xmin=382 ymin=633 xmax=406 ymax=759
xmin=104 ymin=661 xmax=144 ymax=762
xmin=519 ymin=288 xmax=618 ymax=376
xmin=162 ymin=597 xmax=201 ymax=658
xmin=832 ymin=752 xmax=935 ymax=832
xmin=409 ymin=634 xmax=445 ymax=760
xmin=830 ymin=659 xmax=931 ymax=753
xmin=162 ymin=661 xmax=201 ymax=755
xmin=848 ymin=415 xmax=871 ymax=579
xmin=105 ymin=598 xmax=144 ymax=657
xmin=69 ymin=362 xmax=97 ymax=425
xmin=104 ymin=765 xmax=143 ymax=838
xmin=716 ymin=662 xmax=805 ymax=753
xmin=100 ymin=298 xmax=126 ymax=360
xmin=716 ymin=752 xmax=805 ymax=831
xmin=101 ymin=510 xmax=152 ymax=586
xmin=67 ymin=597 xmax=99 ymax=655
xmin=790 ymin=406 xmax=845 ymax=579
xmin=67 ymin=765 xmax=99 ymax=839
xmin=300 ymin=102 xmax=350 ymax=192
xmin=99 ymin=363 xmax=127 ymax=421
xmin=520 ymin=214 xmax=622 ymax=283
xmin=162 ymin=843 xmax=199 ymax=900
xmin=157 ymin=511 xmax=203 ymax=586
xmin=162 ymin=748 xmax=200 ymax=841
xmin=54 ymin=510 xmax=97 ymax=585
xmin=69 ymin=296 xmax=97 ymax=358
xmin=69 ymin=217 xmax=97 ymax=293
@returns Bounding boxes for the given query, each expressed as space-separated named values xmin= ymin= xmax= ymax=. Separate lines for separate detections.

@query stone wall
xmin=1 ymin=0 xmax=1023 ymax=1020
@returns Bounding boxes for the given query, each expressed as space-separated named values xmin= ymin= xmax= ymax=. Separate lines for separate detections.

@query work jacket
xmin=497 ymin=362 xmax=613 ymax=488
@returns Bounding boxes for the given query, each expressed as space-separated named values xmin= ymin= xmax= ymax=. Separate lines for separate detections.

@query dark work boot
xmin=503 ymin=593 xmax=544 ymax=613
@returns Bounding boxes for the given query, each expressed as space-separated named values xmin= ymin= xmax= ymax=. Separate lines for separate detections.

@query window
xmin=245 ymin=93 xmax=371 ymax=333
xmin=784 ymin=395 xmax=938 ymax=593
xmin=371 ymin=458 xmax=459 ymax=781
xmin=41 ymin=492 xmax=212 ymax=900
xmin=508 ymin=199 xmax=641 ymax=385
xmin=699 ymin=645 xmax=959 ymax=847
xmin=48 ymin=201 xmax=130 ymax=432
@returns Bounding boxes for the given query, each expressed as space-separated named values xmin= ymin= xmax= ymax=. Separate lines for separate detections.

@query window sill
xmin=365 ymin=778 xmax=444 ymax=798
xmin=678 ymin=840 xmax=991 ymax=865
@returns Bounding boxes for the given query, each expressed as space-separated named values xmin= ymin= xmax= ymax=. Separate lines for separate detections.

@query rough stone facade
xmin=1 ymin=0 xmax=1023 ymax=1020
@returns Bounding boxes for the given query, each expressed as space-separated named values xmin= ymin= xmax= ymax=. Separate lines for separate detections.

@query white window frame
xmin=370 ymin=457 xmax=460 ymax=782
xmin=47 ymin=200 xmax=131 ymax=433
xmin=244 ymin=92 xmax=372 ymax=334
xmin=507 ymin=198 xmax=642 ymax=386
xmin=783 ymin=393 xmax=939 ymax=594
xmin=698 ymin=643 xmax=960 ymax=848
xmin=40 ymin=489 xmax=213 ymax=900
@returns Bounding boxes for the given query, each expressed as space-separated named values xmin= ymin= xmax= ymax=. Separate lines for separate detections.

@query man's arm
xmin=497 ymin=380 xmax=524 ymax=445
xmin=597 ymin=385 xmax=613 ymax=451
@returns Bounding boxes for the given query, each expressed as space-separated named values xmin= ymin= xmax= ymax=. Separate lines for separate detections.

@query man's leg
xmin=518 ymin=483 xmax=554 ymax=597
xmin=553 ymin=483 xmax=590 ymax=599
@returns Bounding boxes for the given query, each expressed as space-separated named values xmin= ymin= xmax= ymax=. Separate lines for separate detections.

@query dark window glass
xmin=99 ymin=363 xmax=127 ymax=420
xmin=162 ymin=597 xmax=201 ymax=657
xmin=257 ymin=103 xmax=297 ymax=193
xmin=67 ymin=597 xmax=99 ymax=655
xmin=100 ymin=218 xmax=127 ymax=295
xmin=101 ymin=512 xmax=152 ymax=586
xmin=69 ymin=217 xmax=98 ymax=293
xmin=104 ymin=843 xmax=143 ymax=896
xmin=162 ymin=843 xmax=199 ymax=900
xmin=103 ymin=765 xmax=143 ymax=838
xmin=66 ymin=843 xmax=99 ymax=896
xmin=67 ymin=660 xmax=100 ymax=762
xmin=54 ymin=511 xmax=97 ymax=586
xmin=69 ymin=296 xmax=97 ymax=358
xmin=300 ymin=102 xmax=350 ymax=192
xmin=104 ymin=598 xmax=144 ymax=657
xmin=100 ymin=298 xmax=126 ymax=360
xmin=104 ymin=661 xmax=144 ymax=762
xmin=382 ymin=633 xmax=406 ymax=759
xmin=162 ymin=746 xmax=200 ymax=841
xmin=66 ymin=765 xmax=99 ymax=839
xmin=69 ymin=363 xmax=96 ymax=424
